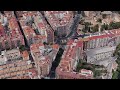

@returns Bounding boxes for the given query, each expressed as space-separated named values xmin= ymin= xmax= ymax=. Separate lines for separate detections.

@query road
xmin=14 ymin=11 xmax=29 ymax=47
xmin=39 ymin=11 xmax=54 ymax=32
xmin=66 ymin=11 xmax=82 ymax=38
xmin=55 ymin=11 xmax=83 ymax=45
xmin=48 ymin=48 xmax=64 ymax=79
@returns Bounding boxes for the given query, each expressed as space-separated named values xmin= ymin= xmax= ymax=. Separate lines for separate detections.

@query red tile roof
xmin=23 ymin=26 xmax=36 ymax=37
xmin=44 ymin=11 xmax=73 ymax=28
xmin=89 ymin=35 xmax=108 ymax=40
xmin=56 ymin=39 xmax=93 ymax=79
xmin=52 ymin=44 xmax=59 ymax=49
xmin=21 ymin=50 xmax=29 ymax=59
xmin=30 ymin=43 xmax=44 ymax=51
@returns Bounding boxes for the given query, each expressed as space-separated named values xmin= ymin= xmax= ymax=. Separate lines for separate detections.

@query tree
xmin=79 ymin=19 xmax=84 ymax=25
xmin=114 ymin=22 xmax=120 ymax=29
xmin=94 ymin=70 xmax=101 ymax=77
xmin=117 ymin=65 xmax=120 ymax=72
xmin=97 ymin=18 xmax=102 ymax=23
xmin=101 ymin=23 xmax=109 ymax=30
xmin=94 ymin=64 xmax=104 ymax=68
xmin=91 ymin=24 xmax=99 ymax=33
xmin=109 ymin=22 xmax=116 ymax=29
xmin=76 ymin=59 xmax=84 ymax=72
xmin=112 ymin=71 xmax=119 ymax=79
xmin=43 ymin=42 xmax=48 ymax=45
xmin=113 ymin=44 xmax=120 ymax=56
xmin=108 ymin=22 xmax=120 ymax=30
xmin=82 ymin=28 xmax=87 ymax=33
xmin=112 ymin=43 xmax=120 ymax=79
xmin=84 ymin=22 xmax=92 ymax=26
xmin=83 ymin=22 xmax=92 ymax=33
xmin=83 ymin=65 xmax=94 ymax=71
xmin=19 ymin=45 xmax=26 ymax=51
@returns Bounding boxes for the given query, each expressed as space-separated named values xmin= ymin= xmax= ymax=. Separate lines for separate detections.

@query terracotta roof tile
xmin=21 ymin=50 xmax=29 ymax=58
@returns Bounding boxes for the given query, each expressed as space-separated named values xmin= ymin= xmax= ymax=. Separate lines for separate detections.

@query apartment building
xmin=56 ymin=39 xmax=93 ymax=79
xmin=33 ymin=11 xmax=54 ymax=44
xmin=82 ymin=29 xmax=120 ymax=70
xmin=83 ymin=29 xmax=120 ymax=51
xmin=86 ymin=46 xmax=116 ymax=64
xmin=0 ymin=48 xmax=38 ymax=79
xmin=0 ymin=13 xmax=25 ymax=51
xmin=18 ymin=11 xmax=54 ymax=45
xmin=30 ymin=43 xmax=59 ymax=78
xmin=44 ymin=11 xmax=73 ymax=37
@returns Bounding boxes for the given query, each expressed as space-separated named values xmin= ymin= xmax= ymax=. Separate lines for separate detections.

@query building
xmin=22 ymin=26 xmax=46 ymax=46
xmin=8 ymin=17 xmax=25 ymax=47
xmin=30 ymin=43 xmax=59 ymax=78
xmin=0 ymin=48 xmax=38 ymax=79
xmin=81 ymin=29 xmax=120 ymax=65
xmin=33 ymin=12 xmax=54 ymax=44
xmin=85 ymin=46 xmax=116 ymax=65
xmin=18 ymin=11 xmax=54 ymax=45
xmin=83 ymin=29 xmax=120 ymax=51
xmin=0 ymin=13 xmax=25 ymax=51
xmin=80 ymin=29 xmax=120 ymax=79
xmin=44 ymin=11 xmax=73 ymax=37
xmin=56 ymin=39 xmax=93 ymax=79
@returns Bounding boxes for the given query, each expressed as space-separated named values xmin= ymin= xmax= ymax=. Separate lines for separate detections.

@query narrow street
xmin=48 ymin=48 xmax=64 ymax=79
xmin=14 ymin=11 xmax=29 ymax=48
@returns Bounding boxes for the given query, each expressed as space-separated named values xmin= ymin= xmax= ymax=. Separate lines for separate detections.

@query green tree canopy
xmin=94 ymin=70 xmax=101 ymax=77
xmin=91 ymin=24 xmax=99 ymax=33
xmin=112 ymin=71 xmax=119 ymax=79
xmin=108 ymin=22 xmax=120 ymax=30
xmin=19 ymin=45 xmax=26 ymax=51
xmin=97 ymin=18 xmax=102 ymax=23
xmin=101 ymin=23 xmax=109 ymax=30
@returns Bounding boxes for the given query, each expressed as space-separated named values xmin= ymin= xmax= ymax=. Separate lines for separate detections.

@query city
xmin=0 ymin=11 xmax=120 ymax=79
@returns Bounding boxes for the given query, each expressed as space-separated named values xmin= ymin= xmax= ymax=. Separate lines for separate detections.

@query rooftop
xmin=44 ymin=11 xmax=73 ymax=29
xmin=86 ymin=46 xmax=116 ymax=57
xmin=23 ymin=26 xmax=36 ymax=37
xmin=56 ymin=39 xmax=93 ymax=79
xmin=101 ymin=11 xmax=112 ymax=15
xmin=21 ymin=50 xmax=29 ymax=59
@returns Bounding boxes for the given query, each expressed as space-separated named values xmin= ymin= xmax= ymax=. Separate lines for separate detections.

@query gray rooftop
xmin=86 ymin=46 xmax=116 ymax=57
xmin=101 ymin=11 xmax=112 ymax=15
